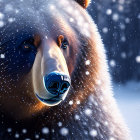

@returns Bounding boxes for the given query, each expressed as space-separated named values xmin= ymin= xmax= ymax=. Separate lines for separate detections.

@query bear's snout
xmin=43 ymin=71 xmax=71 ymax=95
xmin=35 ymin=71 xmax=71 ymax=106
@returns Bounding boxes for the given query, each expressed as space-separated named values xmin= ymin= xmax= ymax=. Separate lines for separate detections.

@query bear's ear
xmin=74 ymin=0 xmax=91 ymax=8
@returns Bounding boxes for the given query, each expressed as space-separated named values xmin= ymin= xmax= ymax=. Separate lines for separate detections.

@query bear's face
xmin=0 ymin=0 xmax=100 ymax=118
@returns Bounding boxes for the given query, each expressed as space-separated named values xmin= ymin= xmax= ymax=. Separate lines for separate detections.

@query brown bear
xmin=0 ymin=0 xmax=131 ymax=139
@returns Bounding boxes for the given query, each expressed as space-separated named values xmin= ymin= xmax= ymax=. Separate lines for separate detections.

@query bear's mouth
xmin=35 ymin=93 xmax=63 ymax=105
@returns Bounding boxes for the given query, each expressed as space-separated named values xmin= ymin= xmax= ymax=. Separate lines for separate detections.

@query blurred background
xmin=87 ymin=0 xmax=140 ymax=139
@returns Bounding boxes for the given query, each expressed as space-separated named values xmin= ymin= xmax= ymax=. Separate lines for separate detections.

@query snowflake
xmin=120 ymin=24 xmax=125 ymax=30
xmin=106 ymin=9 xmax=112 ymax=15
xmin=85 ymin=60 xmax=90 ymax=65
xmin=22 ymin=129 xmax=27 ymax=134
xmin=76 ymin=100 xmax=80 ymax=104
xmin=0 ymin=21 xmax=4 ymax=28
xmin=118 ymin=5 xmax=124 ymax=12
xmin=125 ymin=18 xmax=130 ymax=23
xmin=0 ymin=54 xmax=5 ymax=58
xmin=35 ymin=134 xmax=39 ymax=139
xmin=5 ymin=4 xmax=13 ymax=12
xmin=85 ymin=71 xmax=90 ymax=75
xmin=102 ymin=27 xmax=108 ymax=33
xmin=74 ymin=114 xmax=80 ymax=120
xmin=136 ymin=56 xmax=140 ymax=63
xmin=84 ymin=108 xmax=92 ymax=116
xmin=15 ymin=133 xmax=20 ymax=138
xmin=89 ymin=129 xmax=97 ymax=137
xmin=121 ymin=52 xmax=126 ymax=58
xmin=8 ymin=18 xmax=15 ymax=23
xmin=138 ymin=14 xmax=140 ymax=19
xmin=60 ymin=127 xmax=69 ymax=136
xmin=104 ymin=121 xmax=108 ymax=126
xmin=112 ymin=13 xmax=119 ymax=22
xmin=50 ymin=4 xmax=55 ymax=10
xmin=42 ymin=127 xmax=49 ymax=134
xmin=57 ymin=122 xmax=62 ymax=127
xmin=95 ymin=122 xmax=100 ymax=127
xmin=69 ymin=17 xmax=74 ymax=23
xmin=0 ymin=12 xmax=4 ymax=19
xmin=109 ymin=137 xmax=116 ymax=140
xmin=110 ymin=60 xmax=116 ymax=67
xmin=121 ymin=36 xmax=126 ymax=42
xmin=7 ymin=128 xmax=12 ymax=133
xmin=69 ymin=100 xmax=73 ymax=105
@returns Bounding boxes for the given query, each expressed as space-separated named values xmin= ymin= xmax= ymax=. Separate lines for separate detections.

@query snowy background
xmin=88 ymin=0 xmax=140 ymax=139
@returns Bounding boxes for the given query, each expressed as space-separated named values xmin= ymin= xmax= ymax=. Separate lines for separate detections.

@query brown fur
xmin=0 ymin=0 xmax=131 ymax=139
xmin=75 ymin=0 xmax=91 ymax=8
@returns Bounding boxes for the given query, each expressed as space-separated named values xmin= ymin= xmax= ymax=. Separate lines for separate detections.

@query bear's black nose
xmin=43 ymin=72 xmax=71 ymax=95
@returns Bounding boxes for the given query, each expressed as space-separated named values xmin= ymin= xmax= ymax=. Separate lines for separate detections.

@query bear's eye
xmin=61 ymin=39 xmax=69 ymax=49
xmin=57 ymin=35 xmax=69 ymax=50
xmin=21 ymin=39 xmax=37 ymax=53
xmin=22 ymin=44 xmax=32 ymax=51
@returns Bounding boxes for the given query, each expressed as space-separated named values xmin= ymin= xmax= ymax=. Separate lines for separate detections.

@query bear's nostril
xmin=61 ymin=82 xmax=69 ymax=90
xmin=43 ymin=71 xmax=71 ymax=95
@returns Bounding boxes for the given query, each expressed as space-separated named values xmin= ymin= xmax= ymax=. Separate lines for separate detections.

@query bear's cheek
xmin=5 ymin=49 xmax=36 ymax=77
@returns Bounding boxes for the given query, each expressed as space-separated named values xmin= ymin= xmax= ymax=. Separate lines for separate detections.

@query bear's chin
xmin=35 ymin=93 xmax=64 ymax=106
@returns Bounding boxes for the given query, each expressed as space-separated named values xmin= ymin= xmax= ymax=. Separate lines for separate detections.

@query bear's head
xmin=0 ymin=0 xmax=104 ymax=119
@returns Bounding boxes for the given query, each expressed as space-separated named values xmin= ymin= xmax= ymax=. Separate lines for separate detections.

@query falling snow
xmin=85 ymin=60 xmax=90 ymax=65
xmin=89 ymin=129 xmax=97 ymax=137
xmin=85 ymin=71 xmax=90 ymax=75
xmin=84 ymin=108 xmax=92 ymax=116
xmin=69 ymin=100 xmax=73 ymax=105
xmin=60 ymin=127 xmax=69 ymax=136
xmin=136 ymin=56 xmax=140 ymax=63
xmin=42 ymin=127 xmax=49 ymax=134
xmin=110 ymin=60 xmax=116 ymax=67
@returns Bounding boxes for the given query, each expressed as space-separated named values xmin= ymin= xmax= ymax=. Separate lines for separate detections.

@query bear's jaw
xmin=35 ymin=93 xmax=63 ymax=106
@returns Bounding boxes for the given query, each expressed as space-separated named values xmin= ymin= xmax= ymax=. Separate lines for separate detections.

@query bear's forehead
xmin=0 ymin=0 xmax=91 ymax=42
